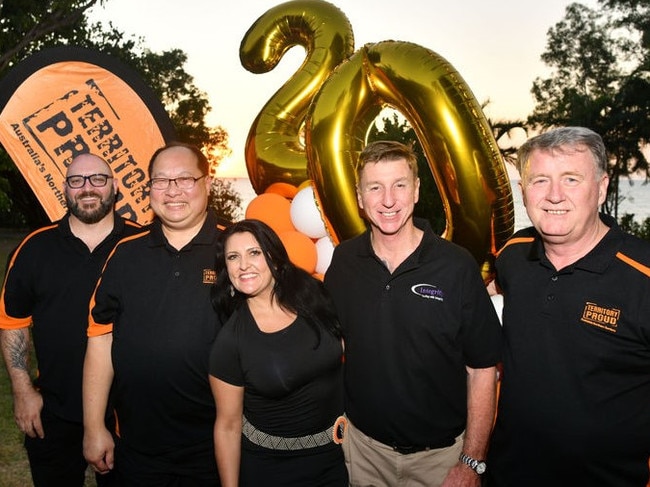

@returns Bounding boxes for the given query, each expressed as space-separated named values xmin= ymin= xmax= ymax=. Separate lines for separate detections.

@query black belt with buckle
xmin=391 ymin=435 xmax=455 ymax=455
xmin=392 ymin=444 xmax=430 ymax=455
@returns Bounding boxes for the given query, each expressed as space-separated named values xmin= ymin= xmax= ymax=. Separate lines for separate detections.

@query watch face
xmin=476 ymin=462 xmax=487 ymax=475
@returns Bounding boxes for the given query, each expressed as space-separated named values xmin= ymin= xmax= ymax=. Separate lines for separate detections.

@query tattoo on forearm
xmin=6 ymin=331 xmax=29 ymax=372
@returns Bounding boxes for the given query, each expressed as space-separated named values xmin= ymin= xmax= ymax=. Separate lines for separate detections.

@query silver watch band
xmin=459 ymin=452 xmax=487 ymax=475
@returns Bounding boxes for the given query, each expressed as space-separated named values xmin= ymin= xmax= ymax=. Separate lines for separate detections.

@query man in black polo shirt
xmin=0 ymin=153 xmax=142 ymax=486
xmin=487 ymin=127 xmax=650 ymax=486
xmin=83 ymin=142 xmax=224 ymax=486
xmin=324 ymin=140 xmax=502 ymax=486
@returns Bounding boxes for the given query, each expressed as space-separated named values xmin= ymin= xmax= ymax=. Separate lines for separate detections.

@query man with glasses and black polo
xmin=83 ymin=142 xmax=226 ymax=486
xmin=0 ymin=153 xmax=142 ymax=487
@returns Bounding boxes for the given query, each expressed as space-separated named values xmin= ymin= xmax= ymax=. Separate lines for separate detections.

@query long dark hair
xmin=211 ymin=219 xmax=342 ymax=346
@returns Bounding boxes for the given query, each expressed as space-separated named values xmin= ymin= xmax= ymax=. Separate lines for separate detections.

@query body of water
xmin=224 ymin=177 xmax=650 ymax=233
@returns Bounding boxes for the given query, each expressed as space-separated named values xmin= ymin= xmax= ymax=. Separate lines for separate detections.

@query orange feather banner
xmin=0 ymin=46 xmax=175 ymax=224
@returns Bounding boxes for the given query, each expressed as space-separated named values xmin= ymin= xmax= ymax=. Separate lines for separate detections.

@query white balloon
xmin=490 ymin=294 xmax=504 ymax=325
xmin=315 ymin=236 xmax=335 ymax=275
xmin=290 ymin=186 xmax=328 ymax=239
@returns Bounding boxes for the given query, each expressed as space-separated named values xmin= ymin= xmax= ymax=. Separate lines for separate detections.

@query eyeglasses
xmin=65 ymin=174 xmax=113 ymax=188
xmin=149 ymin=175 xmax=206 ymax=190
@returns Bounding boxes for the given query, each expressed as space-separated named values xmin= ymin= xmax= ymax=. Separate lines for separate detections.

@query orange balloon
xmin=245 ymin=193 xmax=295 ymax=234
xmin=265 ymin=182 xmax=299 ymax=199
xmin=278 ymin=230 xmax=317 ymax=274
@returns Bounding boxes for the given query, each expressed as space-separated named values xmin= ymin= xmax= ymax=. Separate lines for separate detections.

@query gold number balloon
xmin=240 ymin=0 xmax=354 ymax=194
xmin=305 ymin=41 xmax=515 ymax=279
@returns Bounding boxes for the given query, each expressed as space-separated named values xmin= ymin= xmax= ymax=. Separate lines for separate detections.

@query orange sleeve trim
xmin=87 ymin=321 xmax=113 ymax=337
xmin=88 ymin=271 xmax=111 ymax=337
xmin=0 ymin=225 xmax=56 ymax=330
xmin=87 ymin=270 xmax=113 ymax=337
xmin=496 ymin=236 xmax=535 ymax=258
xmin=86 ymin=231 xmax=149 ymax=337
xmin=615 ymin=252 xmax=650 ymax=278
xmin=99 ymin=230 xmax=150 ymax=275
xmin=0 ymin=315 xmax=31 ymax=330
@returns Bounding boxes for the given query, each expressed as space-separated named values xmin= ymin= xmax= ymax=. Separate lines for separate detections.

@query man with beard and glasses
xmin=0 ymin=153 xmax=142 ymax=487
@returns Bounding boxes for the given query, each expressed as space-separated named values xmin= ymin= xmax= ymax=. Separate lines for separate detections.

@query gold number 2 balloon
xmin=306 ymin=41 xmax=514 ymax=279
xmin=240 ymin=0 xmax=354 ymax=194
xmin=241 ymin=2 xmax=514 ymax=279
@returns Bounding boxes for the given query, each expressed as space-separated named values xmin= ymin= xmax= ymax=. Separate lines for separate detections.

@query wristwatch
xmin=459 ymin=452 xmax=487 ymax=475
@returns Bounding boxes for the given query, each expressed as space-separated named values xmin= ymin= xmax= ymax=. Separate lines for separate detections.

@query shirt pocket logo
xmin=411 ymin=283 xmax=444 ymax=302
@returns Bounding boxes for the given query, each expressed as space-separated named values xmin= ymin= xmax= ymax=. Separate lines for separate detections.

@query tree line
xmin=0 ymin=0 xmax=240 ymax=227
xmin=370 ymin=0 xmax=650 ymax=238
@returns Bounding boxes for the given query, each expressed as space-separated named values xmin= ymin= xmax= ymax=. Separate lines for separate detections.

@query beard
xmin=66 ymin=186 xmax=116 ymax=224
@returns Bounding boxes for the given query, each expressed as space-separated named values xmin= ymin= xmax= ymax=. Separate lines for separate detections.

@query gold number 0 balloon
xmin=240 ymin=0 xmax=354 ymax=194
xmin=306 ymin=41 xmax=515 ymax=279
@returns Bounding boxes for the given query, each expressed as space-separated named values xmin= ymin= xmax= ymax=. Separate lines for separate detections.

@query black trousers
xmin=24 ymin=409 xmax=114 ymax=487
xmin=112 ymin=438 xmax=219 ymax=487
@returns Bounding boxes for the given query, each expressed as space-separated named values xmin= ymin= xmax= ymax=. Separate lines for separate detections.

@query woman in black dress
xmin=209 ymin=219 xmax=347 ymax=487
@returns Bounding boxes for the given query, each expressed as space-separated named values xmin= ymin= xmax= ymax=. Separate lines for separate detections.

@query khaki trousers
xmin=343 ymin=419 xmax=464 ymax=487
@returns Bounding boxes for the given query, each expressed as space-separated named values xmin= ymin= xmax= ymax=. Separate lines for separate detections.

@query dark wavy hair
xmin=211 ymin=219 xmax=342 ymax=346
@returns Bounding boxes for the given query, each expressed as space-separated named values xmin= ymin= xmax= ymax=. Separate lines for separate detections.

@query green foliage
xmin=487 ymin=118 xmax=527 ymax=166
xmin=368 ymin=113 xmax=446 ymax=234
xmin=0 ymin=0 xmax=237 ymax=228
xmin=0 ymin=230 xmax=39 ymax=487
xmin=368 ymin=110 xmax=524 ymax=236
xmin=528 ymin=1 xmax=650 ymax=221
xmin=618 ymin=213 xmax=650 ymax=241
xmin=0 ymin=1 xmax=105 ymax=71
xmin=601 ymin=0 xmax=650 ymax=63
xmin=209 ymin=178 xmax=243 ymax=224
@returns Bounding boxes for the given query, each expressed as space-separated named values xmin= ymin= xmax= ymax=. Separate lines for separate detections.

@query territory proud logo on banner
xmin=0 ymin=46 xmax=176 ymax=224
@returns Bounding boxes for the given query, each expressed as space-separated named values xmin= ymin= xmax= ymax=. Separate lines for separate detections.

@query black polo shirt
xmin=89 ymin=210 xmax=223 ymax=455
xmin=488 ymin=215 xmax=650 ymax=486
xmin=0 ymin=213 xmax=142 ymax=422
xmin=324 ymin=218 xmax=502 ymax=448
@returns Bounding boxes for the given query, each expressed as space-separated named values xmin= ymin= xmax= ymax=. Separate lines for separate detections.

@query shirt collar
xmin=359 ymin=217 xmax=436 ymax=260
xmin=148 ymin=209 xmax=221 ymax=249
xmin=528 ymin=213 xmax=623 ymax=274
xmin=59 ymin=211 xmax=126 ymax=240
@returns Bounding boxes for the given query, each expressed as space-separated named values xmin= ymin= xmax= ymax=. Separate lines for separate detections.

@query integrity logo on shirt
xmin=581 ymin=302 xmax=620 ymax=333
xmin=411 ymin=283 xmax=444 ymax=301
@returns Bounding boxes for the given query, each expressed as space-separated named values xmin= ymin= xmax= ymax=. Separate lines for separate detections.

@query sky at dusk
xmin=88 ymin=0 xmax=598 ymax=178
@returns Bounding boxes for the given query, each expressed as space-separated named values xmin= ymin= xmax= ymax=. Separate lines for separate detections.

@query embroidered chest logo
xmin=203 ymin=269 xmax=216 ymax=285
xmin=580 ymin=302 xmax=620 ymax=333
xmin=411 ymin=283 xmax=444 ymax=302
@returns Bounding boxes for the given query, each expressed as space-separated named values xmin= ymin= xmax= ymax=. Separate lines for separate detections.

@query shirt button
xmin=551 ymin=276 xmax=558 ymax=282
xmin=174 ymin=271 xmax=180 ymax=277
xmin=547 ymin=294 xmax=555 ymax=301
xmin=385 ymin=284 xmax=390 ymax=291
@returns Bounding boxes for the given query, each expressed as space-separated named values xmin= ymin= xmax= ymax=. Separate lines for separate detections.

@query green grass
xmin=0 ymin=230 xmax=30 ymax=486
xmin=0 ymin=230 xmax=95 ymax=486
